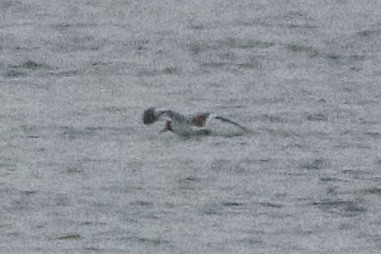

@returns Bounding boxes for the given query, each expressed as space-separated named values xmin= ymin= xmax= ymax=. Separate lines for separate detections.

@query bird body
xmin=142 ymin=107 xmax=248 ymax=136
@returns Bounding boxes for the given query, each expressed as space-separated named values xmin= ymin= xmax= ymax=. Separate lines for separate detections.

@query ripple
xmin=260 ymin=202 xmax=283 ymax=208
xmin=56 ymin=233 xmax=81 ymax=240
xmin=311 ymin=199 xmax=367 ymax=217
xmin=21 ymin=190 xmax=38 ymax=196
xmin=365 ymin=132 xmax=381 ymax=138
xmin=319 ymin=177 xmax=348 ymax=183
xmin=286 ymin=43 xmax=319 ymax=57
xmin=222 ymin=201 xmax=245 ymax=207
xmin=300 ymin=158 xmax=327 ymax=170
xmin=134 ymin=237 xmax=170 ymax=246
xmin=306 ymin=113 xmax=328 ymax=122
xmin=130 ymin=200 xmax=153 ymax=207
xmin=360 ymin=187 xmax=381 ymax=195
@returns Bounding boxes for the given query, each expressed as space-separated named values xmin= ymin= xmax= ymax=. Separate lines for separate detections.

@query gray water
xmin=1 ymin=0 xmax=381 ymax=253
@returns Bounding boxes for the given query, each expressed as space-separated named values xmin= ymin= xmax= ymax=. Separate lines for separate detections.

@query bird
xmin=142 ymin=107 xmax=248 ymax=136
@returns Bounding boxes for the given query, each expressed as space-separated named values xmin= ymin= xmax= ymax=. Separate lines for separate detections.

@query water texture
xmin=1 ymin=0 xmax=381 ymax=253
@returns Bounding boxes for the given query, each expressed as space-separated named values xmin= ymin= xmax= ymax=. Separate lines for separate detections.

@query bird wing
xmin=212 ymin=115 xmax=248 ymax=132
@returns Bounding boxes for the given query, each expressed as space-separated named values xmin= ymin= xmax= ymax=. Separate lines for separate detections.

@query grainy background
xmin=1 ymin=0 xmax=381 ymax=253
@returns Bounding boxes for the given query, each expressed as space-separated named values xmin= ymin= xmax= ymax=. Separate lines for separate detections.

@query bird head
xmin=142 ymin=107 xmax=157 ymax=125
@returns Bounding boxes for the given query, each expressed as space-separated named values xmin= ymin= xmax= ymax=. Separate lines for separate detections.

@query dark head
xmin=142 ymin=107 xmax=157 ymax=125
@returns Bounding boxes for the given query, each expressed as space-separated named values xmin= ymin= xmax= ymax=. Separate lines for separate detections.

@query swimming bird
xmin=142 ymin=107 xmax=248 ymax=136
